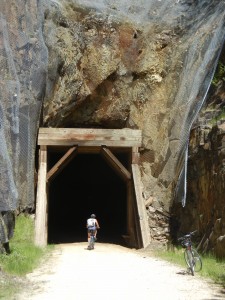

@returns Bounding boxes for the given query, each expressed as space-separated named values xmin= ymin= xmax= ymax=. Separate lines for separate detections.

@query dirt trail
xmin=16 ymin=243 xmax=224 ymax=300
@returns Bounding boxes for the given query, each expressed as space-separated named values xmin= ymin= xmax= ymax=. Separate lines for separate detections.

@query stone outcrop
xmin=172 ymin=71 xmax=225 ymax=257
xmin=174 ymin=123 xmax=225 ymax=258
xmin=43 ymin=1 xmax=224 ymax=206
xmin=0 ymin=0 xmax=225 ymax=245
xmin=146 ymin=196 xmax=170 ymax=244
xmin=0 ymin=0 xmax=48 ymax=211
xmin=42 ymin=0 xmax=225 ymax=242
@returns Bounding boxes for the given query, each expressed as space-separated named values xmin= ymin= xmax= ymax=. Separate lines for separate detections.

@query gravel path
xmin=16 ymin=243 xmax=224 ymax=300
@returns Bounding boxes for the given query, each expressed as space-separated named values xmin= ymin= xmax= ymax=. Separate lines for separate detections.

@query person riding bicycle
xmin=86 ymin=214 xmax=100 ymax=243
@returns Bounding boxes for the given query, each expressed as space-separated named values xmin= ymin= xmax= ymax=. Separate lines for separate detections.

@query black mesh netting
xmin=0 ymin=0 xmax=48 ymax=212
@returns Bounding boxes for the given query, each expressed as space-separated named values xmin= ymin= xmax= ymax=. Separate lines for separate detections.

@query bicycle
xmin=87 ymin=229 xmax=96 ymax=250
xmin=178 ymin=230 xmax=202 ymax=276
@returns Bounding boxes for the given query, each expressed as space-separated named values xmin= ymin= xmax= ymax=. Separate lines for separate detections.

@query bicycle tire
xmin=89 ymin=236 xmax=95 ymax=250
xmin=184 ymin=249 xmax=194 ymax=275
xmin=191 ymin=248 xmax=202 ymax=272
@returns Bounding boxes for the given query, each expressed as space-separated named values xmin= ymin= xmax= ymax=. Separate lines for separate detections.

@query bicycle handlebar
xmin=190 ymin=230 xmax=197 ymax=235
xmin=178 ymin=230 xmax=197 ymax=241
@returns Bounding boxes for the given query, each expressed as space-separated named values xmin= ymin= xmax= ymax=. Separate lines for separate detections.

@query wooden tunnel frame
xmin=35 ymin=128 xmax=150 ymax=248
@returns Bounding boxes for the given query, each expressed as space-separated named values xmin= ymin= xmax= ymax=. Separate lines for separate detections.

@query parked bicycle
xmin=178 ymin=230 xmax=202 ymax=276
xmin=87 ymin=229 xmax=96 ymax=250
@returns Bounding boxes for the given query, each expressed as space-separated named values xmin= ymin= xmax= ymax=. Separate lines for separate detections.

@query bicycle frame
xmin=88 ymin=229 xmax=95 ymax=250
xmin=178 ymin=231 xmax=202 ymax=275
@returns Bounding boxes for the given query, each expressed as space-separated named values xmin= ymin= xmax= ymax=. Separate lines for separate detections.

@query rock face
xmin=42 ymin=0 xmax=225 ymax=242
xmin=172 ymin=69 xmax=225 ymax=257
xmin=174 ymin=122 xmax=225 ymax=258
xmin=0 ymin=0 xmax=48 ymax=211
xmin=0 ymin=0 xmax=225 ymax=245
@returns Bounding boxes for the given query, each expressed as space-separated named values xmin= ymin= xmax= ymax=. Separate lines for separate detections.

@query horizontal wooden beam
xmin=47 ymin=146 xmax=78 ymax=182
xmin=38 ymin=128 xmax=142 ymax=147
xmin=101 ymin=146 xmax=131 ymax=182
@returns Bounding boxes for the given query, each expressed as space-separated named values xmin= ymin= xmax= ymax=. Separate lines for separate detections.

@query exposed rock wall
xmin=42 ymin=0 xmax=225 ymax=242
xmin=174 ymin=123 xmax=225 ymax=258
xmin=0 ymin=0 xmax=225 ymax=246
xmin=0 ymin=0 xmax=48 ymax=211
xmin=172 ymin=76 xmax=225 ymax=258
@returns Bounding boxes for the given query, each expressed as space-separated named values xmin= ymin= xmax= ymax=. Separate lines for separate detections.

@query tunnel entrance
xmin=35 ymin=128 xmax=150 ymax=249
xmin=48 ymin=151 xmax=128 ymax=245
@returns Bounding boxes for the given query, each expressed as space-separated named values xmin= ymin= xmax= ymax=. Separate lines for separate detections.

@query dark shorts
xmin=88 ymin=226 xmax=96 ymax=234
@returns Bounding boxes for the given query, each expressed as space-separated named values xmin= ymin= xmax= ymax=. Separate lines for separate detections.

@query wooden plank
xmin=131 ymin=164 xmax=151 ymax=248
xmin=127 ymin=181 xmax=140 ymax=248
xmin=39 ymin=139 xmax=141 ymax=147
xmin=132 ymin=147 xmax=140 ymax=164
xmin=39 ymin=135 xmax=142 ymax=143
xmin=48 ymin=146 xmax=131 ymax=154
xmin=128 ymin=180 xmax=143 ymax=249
xmin=39 ymin=133 xmax=142 ymax=141
xmin=101 ymin=147 xmax=131 ymax=182
xmin=47 ymin=146 xmax=78 ymax=182
xmin=38 ymin=128 xmax=142 ymax=147
xmin=35 ymin=146 xmax=48 ymax=247
xmin=39 ymin=127 xmax=142 ymax=137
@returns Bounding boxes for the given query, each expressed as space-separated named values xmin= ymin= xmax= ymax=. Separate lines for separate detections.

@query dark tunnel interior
xmin=48 ymin=150 xmax=129 ymax=246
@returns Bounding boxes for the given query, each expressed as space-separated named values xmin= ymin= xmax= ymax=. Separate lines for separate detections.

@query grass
xmin=0 ymin=214 xmax=54 ymax=299
xmin=209 ymin=109 xmax=225 ymax=126
xmin=212 ymin=61 xmax=225 ymax=86
xmin=155 ymin=246 xmax=225 ymax=286
xmin=0 ymin=276 xmax=20 ymax=300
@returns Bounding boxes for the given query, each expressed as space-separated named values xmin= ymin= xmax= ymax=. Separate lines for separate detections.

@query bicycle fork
xmin=187 ymin=246 xmax=195 ymax=275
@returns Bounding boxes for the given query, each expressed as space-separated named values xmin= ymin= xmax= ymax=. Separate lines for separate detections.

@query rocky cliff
xmin=0 ymin=0 xmax=225 ymax=246
xmin=42 ymin=0 xmax=225 ymax=243
xmin=0 ymin=0 xmax=48 ymax=210
xmin=172 ymin=50 xmax=225 ymax=257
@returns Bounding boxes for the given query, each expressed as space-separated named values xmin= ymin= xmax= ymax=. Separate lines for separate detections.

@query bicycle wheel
xmin=184 ymin=249 xmax=194 ymax=275
xmin=191 ymin=248 xmax=202 ymax=272
xmin=90 ymin=236 xmax=95 ymax=249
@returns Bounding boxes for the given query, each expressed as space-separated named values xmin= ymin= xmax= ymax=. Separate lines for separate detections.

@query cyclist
xmin=86 ymin=214 xmax=100 ymax=243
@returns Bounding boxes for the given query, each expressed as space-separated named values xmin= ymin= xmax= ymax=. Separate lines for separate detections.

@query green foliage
xmin=0 ymin=214 xmax=46 ymax=275
xmin=156 ymin=247 xmax=225 ymax=286
xmin=0 ymin=243 xmax=44 ymax=275
xmin=0 ymin=277 xmax=20 ymax=300
xmin=209 ymin=108 xmax=225 ymax=125
xmin=155 ymin=246 xmax=187 ymax=268
xmin=0 ymin=214 xmax=54 ymax=299
xmin=199 ymin=254 xmax=225 ymax=285
xmin=212 ymin=61 xmax=225 ymax=86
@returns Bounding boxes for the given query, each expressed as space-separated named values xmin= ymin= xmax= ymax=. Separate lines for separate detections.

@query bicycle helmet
xmin=91 ymin=214 xmax=96 ymax=218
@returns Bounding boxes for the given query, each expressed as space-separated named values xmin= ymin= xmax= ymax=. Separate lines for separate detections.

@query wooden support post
xmin=127 ymin=181 xmax=133 ymax=237
xmin=35 ymin=146 xmax=48 ymax=247
xmin=131 ymin=164 xmax=151 ymax=248
xmin=131 ymin=147 xmax=143 ymax=248
xmin=126 ymin=180 xmax=139 ymax=248
xmin=132 ymin=147 xmax=140 ymax=164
